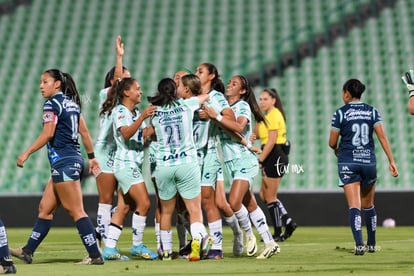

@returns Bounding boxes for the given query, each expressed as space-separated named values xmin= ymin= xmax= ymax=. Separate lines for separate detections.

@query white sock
xmin=208 ymin=219 xmax=222 ymax=250
xmin=224 ymin=214 xmax=241 ymax=235
xmin=234 ymin=205 xmax=253 ymax=237
xmin=190 ymin=222 xmax=207 ymax=241
xmin=97 ymin=203 xmax=112 ymax=242
xmin=160 ymin=230 xmax=173 ymax=253
xmin=250 ymin=207 xmax=273 ymax=244
xmin=105 ymin=224 xmax=122 ymax=248
xmin=132 ymin=213 xmax=146 ymax=246
xmin=155 ymin=219 xmax=161 ymax=250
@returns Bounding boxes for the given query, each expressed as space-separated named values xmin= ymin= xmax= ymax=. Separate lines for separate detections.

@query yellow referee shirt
xmin=258 ymin=108 xmax=286 ymax=145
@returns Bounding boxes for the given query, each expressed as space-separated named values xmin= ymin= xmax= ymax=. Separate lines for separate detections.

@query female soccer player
xmin=12 ymin=69 xmax=103 ymax=265
xmin=329 ymin=78 xmax=398 ymax=255
xmin=94 ymin=35 xmax=131 ymax=246
xmin=99 ymin=77 xmax=158 ymax=260
xmin=255 ymin=88 xmax=297 ymax=241
xmin=203 ymin=75 xmax=280 ymax=259
xmin=194 ymin=63 xmax=245 ymax=259
xmin=147 ymin=77 xmax=211 ymax=261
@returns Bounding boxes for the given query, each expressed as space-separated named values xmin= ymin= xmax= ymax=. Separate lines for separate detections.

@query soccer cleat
xmin=246 ymin=235 xmax=258 ymax=257
xmin=0 ymin=263 xmax=16 ymax=274
xmin=205 ymin=249 xmax=223 ymax=260
xmin=366 ymin=245 xmax=376 ymax=253
xmin=282 ymin=221 xmax=297 ymax=240
xmin=130 ymin=244 xmax=158 ymax=260
xmin=273 ymin=234 xmax=285 ymax=242
xmin=178 ymin=241 xmax=192 ymax=258
xmin=188 ymin=238 xmax=201 ymax=262
xmin=256 ymin=240 xmax=280 ymax=259
xmin=200 ymin=236 xmax=213 ymax=259
xmin=102 ymin=247 xmax=130 ymax=261
xmin=75 ymin=255 xmax=105 ymax=265
xmin=162 ymin=251 xmax=172 ymax=261
xmin=354 ymin=245 xmax=365 ymax=256
xmin=9 ymin=247 xmax=32 ymax=264
xmin=233 ymin=231 xmax=244 ymax=256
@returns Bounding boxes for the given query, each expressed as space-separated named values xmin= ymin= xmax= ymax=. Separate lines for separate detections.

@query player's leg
xmin=261 ymin=176 xmax=284 ymax=240
xmin=177 ymin=163 xmax=211 ymax=262
xmin=10 ymin=178 xmax=57 ymax=264
xmin=201 ymin=154 xmax=223 ymax=259
xmin=215 ymin=178 xmax=243 ymax=257
xmin=343 ymin=182 xmax=364 ymax=255
xmin=0 ymin=219 xmax=16 ymax=274
xmin=159 ymin=196 xmax=176 ymax=260
xmin=102 ymin=190 xmax=130 ymax=261
xmin=55 ymin=179 xmax=103 ymax=264
xmin=127 ymin=182 xmax=158 ymax=260
xmin=95 ymin=172 xmax=117 ymax=245
xmin=361 ymin=181 xmax=376 ymax=253
xmin=243 ymin=188 xmax=280 ymax=259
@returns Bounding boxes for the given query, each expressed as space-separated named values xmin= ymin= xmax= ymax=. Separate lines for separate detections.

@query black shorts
xmin=261 ymin=144 xmax=288 ymax=178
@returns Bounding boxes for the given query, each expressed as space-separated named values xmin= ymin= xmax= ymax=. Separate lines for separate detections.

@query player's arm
xmin=79 ymin=115 xmax=95 ymax=154
xmin=328 ymin=129 xmax=339 ymax=156
xmin=119 ymin=105 xmax=157 ymax=140
xmin=401 ymin=69 xmax=414 ymax=115
xmin=203 ymin=105 xmax=245 ymax=133
xmin=17 ymin=116 xmax=56 ymax=167
xmin=408 ymin=96 xmax=414 ymax=115
xmin=113 ymin=35 xmax=125 ymax=81
xmin=79 ymin=115 xmax=101 ymax=175
xmin=374 ymin=123 xmax=399 ymax=177
xmin=258 ymin=129 xmax=277 ymax=163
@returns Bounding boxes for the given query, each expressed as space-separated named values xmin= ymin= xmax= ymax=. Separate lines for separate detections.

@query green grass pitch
xmin=6 ymin=226 xmax=414 ymax=275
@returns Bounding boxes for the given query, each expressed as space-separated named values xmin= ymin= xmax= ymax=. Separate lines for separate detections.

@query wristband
xmin=246 ymin=142 xmax=253 ymax=149
xmin=216 ymin=114 xmax=223 ymax=122
xmin=409 ymin=91 xmax=414 ymax=98
xmin=87 ymin=152 xmax=95 ymax=159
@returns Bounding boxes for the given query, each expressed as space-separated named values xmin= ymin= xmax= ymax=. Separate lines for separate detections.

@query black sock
xmin=267 ymin=202 xmax=282 ymax=236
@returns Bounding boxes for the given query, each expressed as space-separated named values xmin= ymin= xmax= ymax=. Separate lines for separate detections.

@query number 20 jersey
xmin=330 ymin=101 xmax=382 ymax=164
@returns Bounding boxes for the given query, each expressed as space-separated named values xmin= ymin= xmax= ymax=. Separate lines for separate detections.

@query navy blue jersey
xmin=42 ymin=92 xmax=81 ymax=164
xmin=331 ymin=102 xmax=382 ymax=164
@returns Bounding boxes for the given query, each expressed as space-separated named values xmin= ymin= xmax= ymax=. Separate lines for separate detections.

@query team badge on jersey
xmin=43 ymin=111 xmax=55 ymax=123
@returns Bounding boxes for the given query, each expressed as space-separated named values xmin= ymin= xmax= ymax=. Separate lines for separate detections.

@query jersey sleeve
xmin=42 ymin=99 xmax=58 ymax=124
xmin=330 ymin=109 xmax=341 ymax=131
xmin=208 ymin=91 xmax=230 ymax=114
xmin=372 ymin=107 xmax=383 ymax=127
xmin=238 ymin=101 xmax=251 ymax=121
xmin=184 ymin=97 xmax=200 ymax=112
xmin=113 ymin=105 xmax=130 ymax=130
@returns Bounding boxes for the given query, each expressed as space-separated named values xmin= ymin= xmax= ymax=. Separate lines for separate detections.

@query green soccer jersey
xmin=152 ymin=98 xmax=200 ymax=166
xmin=219 ymin=100 xmax=252 ymax=161
xmin=112 ymin=104 xmax=146 ymax=165
xmin=95 ymin=88 xmax=115 ymax=151
xmin=204 ymin=90 xmax=231 ymax=152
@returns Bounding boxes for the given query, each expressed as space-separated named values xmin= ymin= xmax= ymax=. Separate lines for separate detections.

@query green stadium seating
xmin=0 ymin=0 xmax=411 ymax=193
